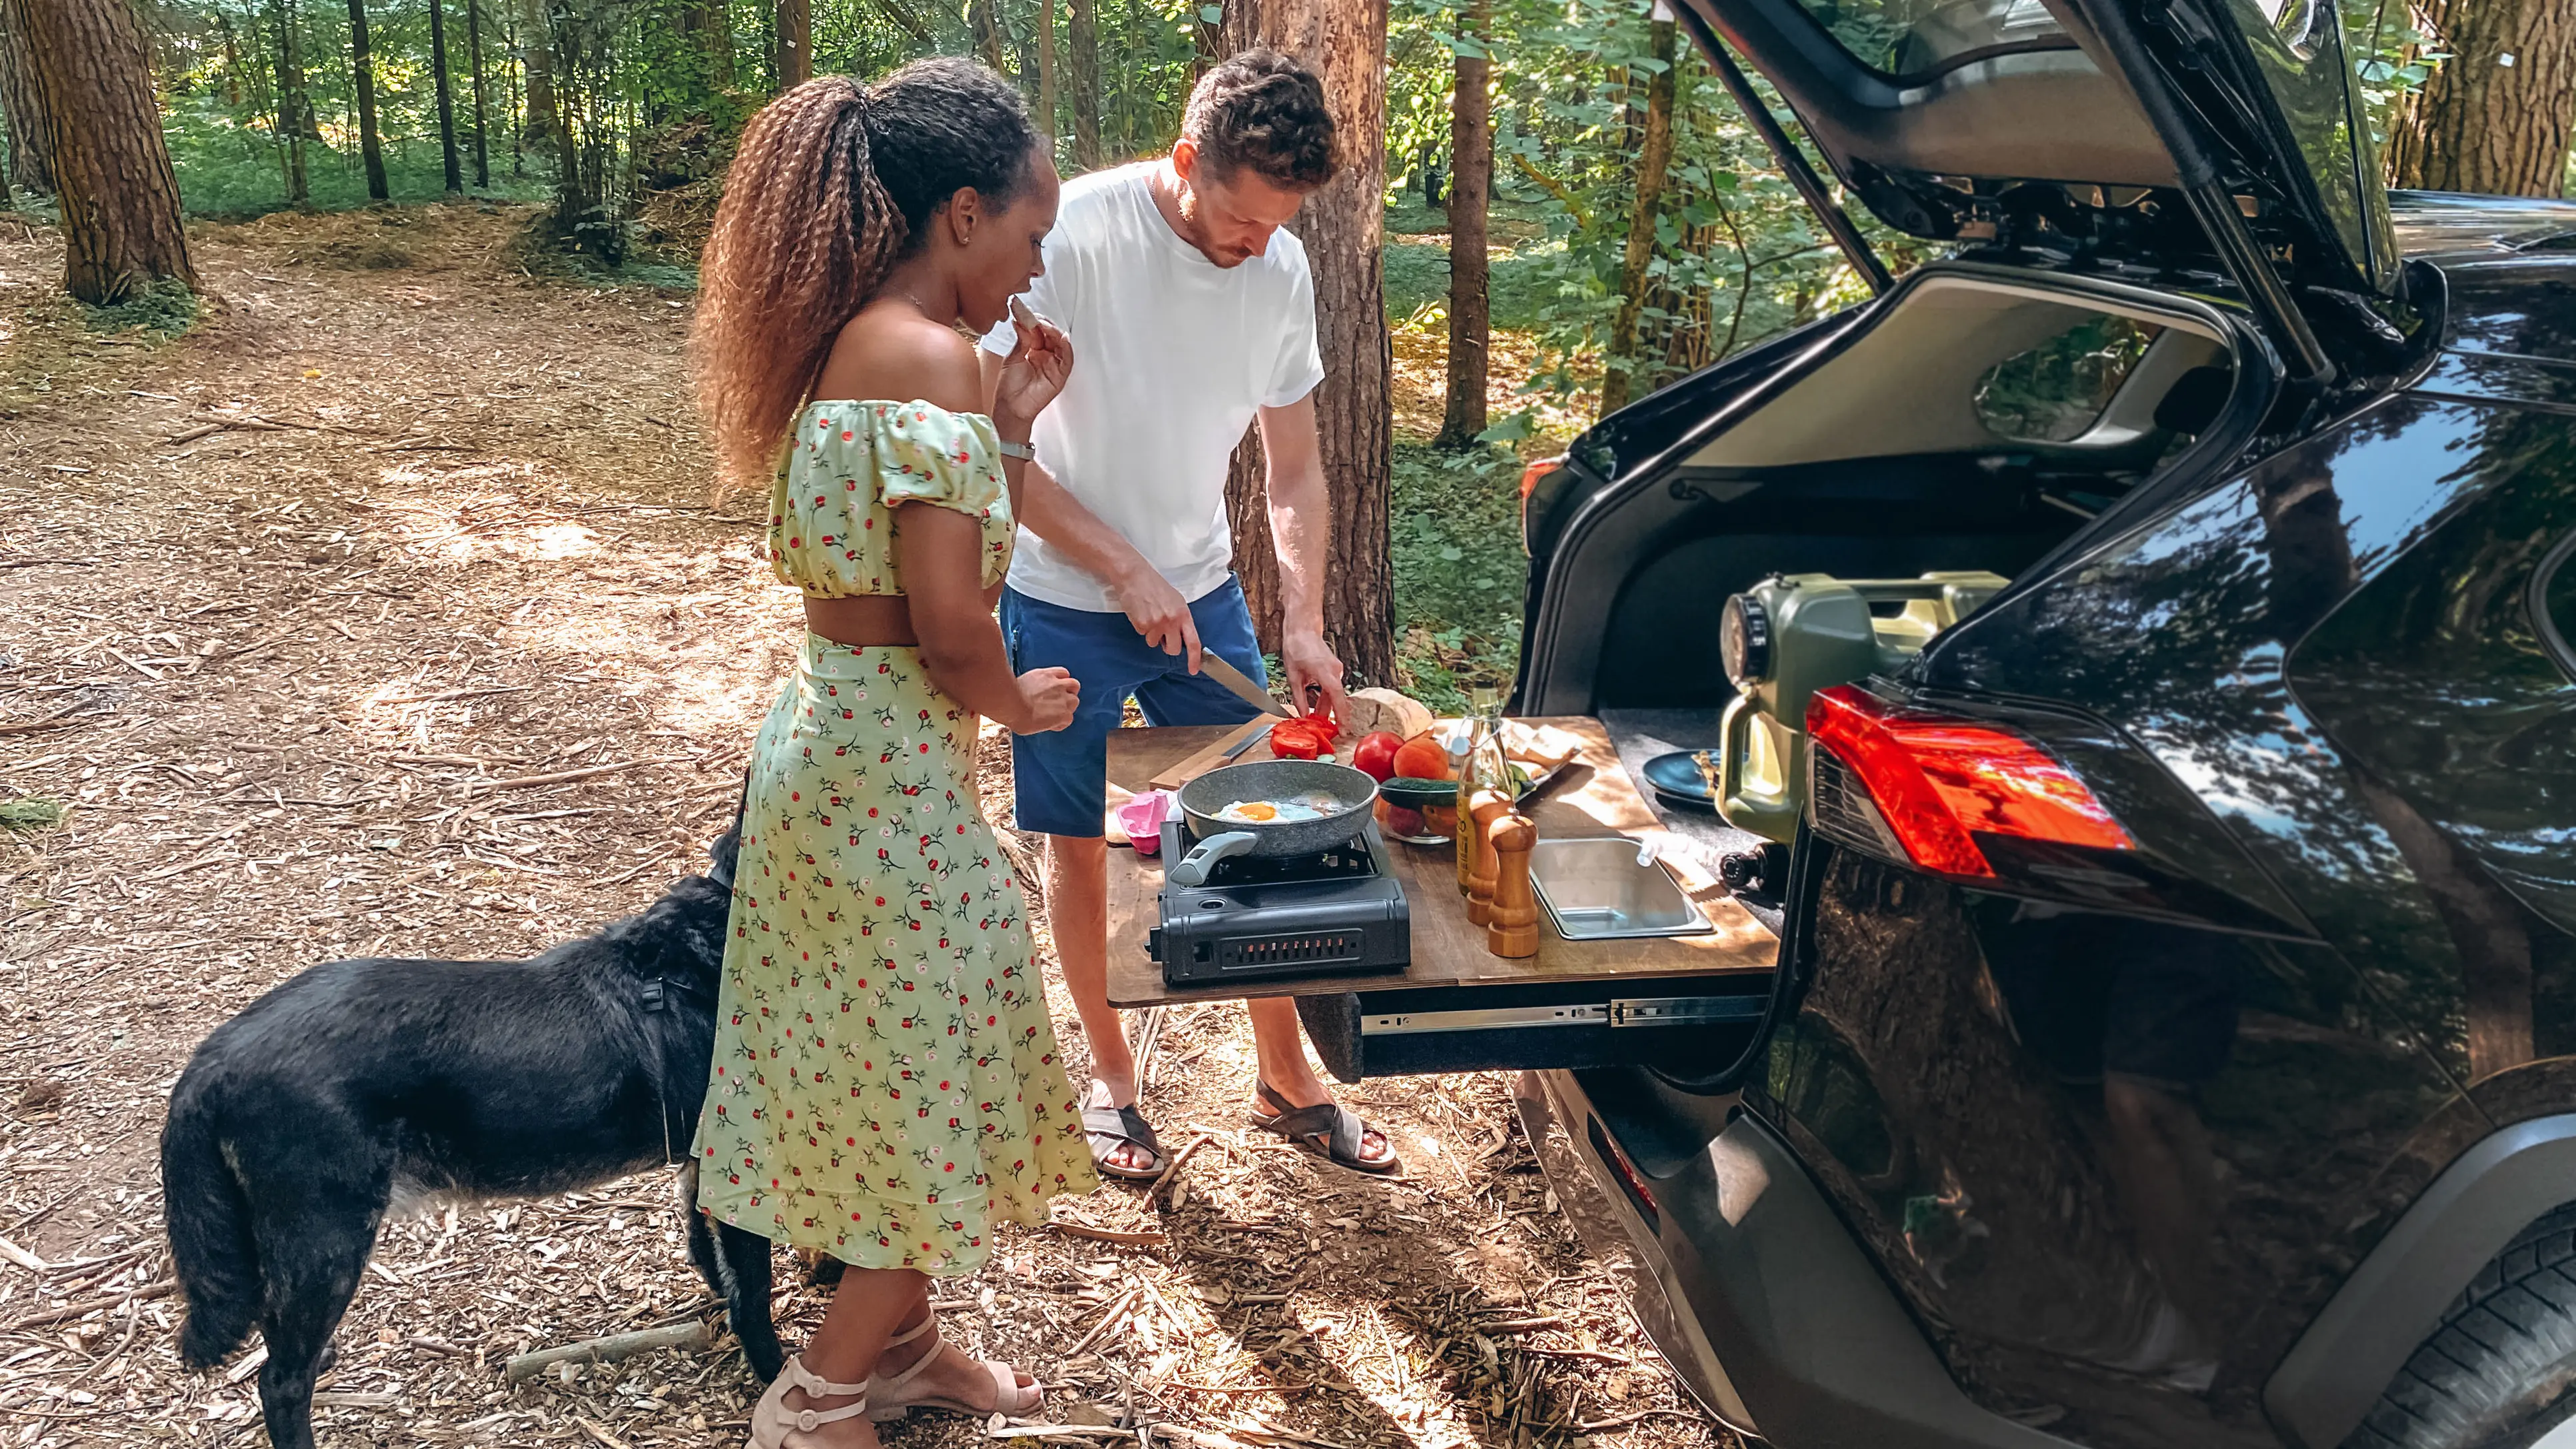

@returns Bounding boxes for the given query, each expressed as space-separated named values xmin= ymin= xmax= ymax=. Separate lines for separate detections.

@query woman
xmin=689 ymin=59 xmax=1098 ymax=1449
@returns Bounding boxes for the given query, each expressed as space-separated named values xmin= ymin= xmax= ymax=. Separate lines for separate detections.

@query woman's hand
xmin=1012 ymin=667 xmax=1081 ymax=734
xmin=993 ymin=297 xmax=1073 ymax=433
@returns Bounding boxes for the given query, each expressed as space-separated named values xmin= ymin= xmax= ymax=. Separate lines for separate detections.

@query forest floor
xmin=0 ymin=203 xmax=1733 ymax=1449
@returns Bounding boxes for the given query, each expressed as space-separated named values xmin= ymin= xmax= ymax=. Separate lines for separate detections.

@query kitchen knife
xmin=1197 ymin=653 xmax=1295 ymax=719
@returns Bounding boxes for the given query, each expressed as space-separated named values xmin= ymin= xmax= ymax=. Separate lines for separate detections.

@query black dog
xmin=160 ymin=829 xmax=798 ymax=1449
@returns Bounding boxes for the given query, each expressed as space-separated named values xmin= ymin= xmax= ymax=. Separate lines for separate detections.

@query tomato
xmin=1376 ymin=802 xmax=1427 ymax=838
xmin=1349 ymin=731 xmax=1405 ymax=782
xmin=1391 ymin=733 xmax=1454 ymax=782
xmin=1268 ymin=719 xmax=1329 ymax=760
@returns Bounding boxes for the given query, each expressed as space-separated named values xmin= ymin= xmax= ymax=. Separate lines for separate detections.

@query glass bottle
xmin=1454 ymin=687 xmax=1511 ymax=895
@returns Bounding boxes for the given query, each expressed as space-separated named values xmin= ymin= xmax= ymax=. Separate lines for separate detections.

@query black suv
xmin=1488 ymin=1 xmax=2576 ymax=1447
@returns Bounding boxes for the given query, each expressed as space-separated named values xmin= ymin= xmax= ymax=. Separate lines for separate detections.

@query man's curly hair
xmin=1182 ymin=51 xmax=1337 ymax=191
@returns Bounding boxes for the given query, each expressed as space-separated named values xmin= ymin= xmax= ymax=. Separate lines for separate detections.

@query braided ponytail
xmin=693 ymin=61 xmax=1037 ymax=495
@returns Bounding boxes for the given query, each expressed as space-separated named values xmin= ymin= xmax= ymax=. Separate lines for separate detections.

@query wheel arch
xmin=2267 ymin=1114 xmax=2576 ymax=1448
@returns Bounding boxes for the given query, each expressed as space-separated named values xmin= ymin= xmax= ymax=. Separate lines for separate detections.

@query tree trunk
xmin=465 ymin=0 xmax=489 ymax=188
xmin=2 ymin=0 xmax=199 ymax=301
xmin=345 ymin=0 xmax=388 ymax=197
xmin=773 ymin=0 xmax=807 ymax=88
xmin=1598 ymin=14 xmax=1675 ymax=417
xmin=515 ymin=0 xmax=553 ymax=147
xmin=1031 ymin=0 xmax=1054 ymax=138
xmin=1066 ymin=0 xmax=1100 ymax=166
xmin=271 ymin=0 xmax=309 ymax=207
xmin=1219 ymin=0 xmax=1396 ymax=684
xmin=969 ymin=0 xmax=1007 ymax=74
xmin=1434 ymin=0 xmax=1491 ymax=449
xmin=2385 ymin=0 xmax=2576 ymax=196
xmin=427 ymin=0 xmax=462 ymax=193
xmin=0 ymin=11 xmax=54 ymax=193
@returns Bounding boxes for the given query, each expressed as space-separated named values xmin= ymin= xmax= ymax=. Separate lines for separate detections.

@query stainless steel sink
xmin=1529 ymin=837 xmax=1715 ymax=941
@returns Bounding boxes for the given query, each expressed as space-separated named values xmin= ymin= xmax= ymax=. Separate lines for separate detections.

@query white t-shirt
xmin=980 ymin=163 xmax=1325 ymax=613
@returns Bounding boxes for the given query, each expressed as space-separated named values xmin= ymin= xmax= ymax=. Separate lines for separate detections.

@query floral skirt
xmin=691 ymin=633 xmax=1096 ymax=1275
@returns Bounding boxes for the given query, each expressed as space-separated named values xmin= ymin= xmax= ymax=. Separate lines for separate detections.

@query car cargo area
xmin=1519 ymin=272 xmax=2243 ymax=715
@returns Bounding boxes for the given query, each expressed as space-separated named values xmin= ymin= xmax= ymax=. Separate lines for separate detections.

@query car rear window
xmin=1972 ymin=314 xmax=2163 ymax=444
xmin=1788 ymin=0 xmax=2073 ymax=79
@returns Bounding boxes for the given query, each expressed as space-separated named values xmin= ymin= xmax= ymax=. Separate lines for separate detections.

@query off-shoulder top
xmin=767 ymin=399 xmax=1014 ymax=597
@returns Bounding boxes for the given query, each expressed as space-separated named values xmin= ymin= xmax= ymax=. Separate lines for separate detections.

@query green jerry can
xmin=1713 ymin=571 xmax=2009 ymax=844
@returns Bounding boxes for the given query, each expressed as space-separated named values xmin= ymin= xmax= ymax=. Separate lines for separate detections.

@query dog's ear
xmin=707 ymin=825 xmax=741 ymax=890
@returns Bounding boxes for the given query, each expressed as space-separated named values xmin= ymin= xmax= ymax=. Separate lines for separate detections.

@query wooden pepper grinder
xmin=1486 ymin=813 xmax=1541 ymax=958
xmin=1466 ymin=789 xmax=1513 ymax=926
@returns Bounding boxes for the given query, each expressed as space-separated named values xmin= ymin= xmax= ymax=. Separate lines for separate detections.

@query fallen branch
xmin=0 ymin=1236 xmax=43 ymax=1272
xmin=1047 ymin=1221 xmax=1167 ymax=1247
xmin=3 ymin=1278 xmax=174 ymax=1332
xmin=0 ymin=557 xmax=96 ymax=570
xmin=503 ymin=1321 xmax=708 ymax=1384
xmin=1477 ymin=1316 xmax=1565 ymax=1333
xmin=473 ymin=757 xmax=691 ymax=793
xmin=1573 ymin=1409 xmax=1708 ymax=1432
xmin=0 ymin=703 xmax=105 ymax=738
xmin=987 ymin=1428 xmax=1131 ymax=1440
xmin=1153 ymin=1134 xmax=1214 ymax=1209
xmin=1061 ymin=1287 xmax=1139 ymax=1357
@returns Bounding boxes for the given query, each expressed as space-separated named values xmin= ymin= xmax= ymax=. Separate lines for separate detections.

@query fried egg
xmin=1215 ymin=798 xmax=1329 ymax=825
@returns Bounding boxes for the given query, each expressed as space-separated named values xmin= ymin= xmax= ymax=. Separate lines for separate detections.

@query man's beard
xmin=1173 ymin=186 xmax=1249 ymax=269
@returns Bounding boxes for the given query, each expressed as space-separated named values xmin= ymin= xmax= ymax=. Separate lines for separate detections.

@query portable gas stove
xmin=1149 ymin=817 xmax=1410 ymax=986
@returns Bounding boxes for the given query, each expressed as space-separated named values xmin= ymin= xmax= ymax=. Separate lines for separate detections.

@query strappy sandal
xmin=747 ymin=1354 xmax=869 ymax=1448
xmin=1250 ymin=1080 xmax=1403 ymax=1175
xmin=1081 ymin=1079 xmax=1166 ymax=1183
xmin=866 ymin=1308 xmax=1043 ymax=1420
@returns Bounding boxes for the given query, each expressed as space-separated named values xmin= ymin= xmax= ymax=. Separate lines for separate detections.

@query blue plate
xmin=1642 ymin=750 xmax=1719 ymax=810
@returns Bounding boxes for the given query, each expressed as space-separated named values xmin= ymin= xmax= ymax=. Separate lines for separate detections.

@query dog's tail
xmin=160 ymin=1088 xmax=262 ymax=1370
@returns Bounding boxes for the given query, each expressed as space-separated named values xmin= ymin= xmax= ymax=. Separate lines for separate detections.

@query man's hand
xmin=1280 ymin=629 xmax=1347 ymax=725
xmin=1113 ymin=563 xmax=1201 ymax=673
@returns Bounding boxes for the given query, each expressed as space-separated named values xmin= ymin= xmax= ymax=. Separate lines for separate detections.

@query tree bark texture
xmin=271 ymin=0 xmax=309 ymax=207
xmin=515 ymin=0 xmax=555 ymax=145
xmin=1 ymin=0 xmax=199 ymax=300
xmin=346 ymin=0 xmax=388 ymax=197
xmin=1 ymin=6 xmax=55 ymax=193
xmin=1435 ymin=0 xmax=1491 ymax=449
xmin=427 ymin=0 xmax=463 ymax=193
xmin=1031 ymin=0 xmax=1055 ymax=138
xmin=2385 ymin=0 xmax=2576 ymax=197
xmin=1598 ymin=14 xmax=1675 ymax=417
xmin=465 ymin=0 xmax=490 ymax=187
xmin=969 ymin=0 xmax=1007 ymax=74
xmin=1066 ymin=0 xmax=1101 ymax=167
xmin=1219 ymin=0 xmax=1396 ymax=685
xmin=773 ymin=0 xmax=808 ymax=88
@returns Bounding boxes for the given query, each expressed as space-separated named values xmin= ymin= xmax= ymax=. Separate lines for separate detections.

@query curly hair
xmin=692 ymin=59 xmax=1039 ymax=495
xmin=1182 ymin=50 xmax=1337 ymax=191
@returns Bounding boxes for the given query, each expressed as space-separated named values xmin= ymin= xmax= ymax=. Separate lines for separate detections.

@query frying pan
xmin=1167 ymin=759 xmax=1379 ymax=886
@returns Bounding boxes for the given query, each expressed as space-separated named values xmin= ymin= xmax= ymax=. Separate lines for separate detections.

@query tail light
xmin=1518 ymin=455 xmax=1565 ymax=553
xmin=1805 ymin=685 xmax=2133 ymax=880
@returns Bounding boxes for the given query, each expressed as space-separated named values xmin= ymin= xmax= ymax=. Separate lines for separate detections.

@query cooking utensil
xmin=1167 ymin=759 xmax=1379 ymax=886
xmin=1220 ymin=719 xmax=1279 ymax=761
xmin=1197 ymin=653 xmax=1295 ymax=719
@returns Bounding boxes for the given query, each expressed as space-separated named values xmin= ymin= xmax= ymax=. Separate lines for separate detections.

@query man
xmin=980 ymin=51 xmax=1398 ymax=1179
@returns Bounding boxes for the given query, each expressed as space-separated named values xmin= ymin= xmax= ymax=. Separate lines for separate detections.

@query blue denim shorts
xmin=999 ymin=575 xmax=1267 ymax=838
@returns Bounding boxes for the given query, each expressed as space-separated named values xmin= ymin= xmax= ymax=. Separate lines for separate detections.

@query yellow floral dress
xmin=692 ymin=399 xmax=1096 ymax=1275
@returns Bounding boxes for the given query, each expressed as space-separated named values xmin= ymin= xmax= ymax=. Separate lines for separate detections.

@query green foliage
xmin=1389 ymin=441 xmax=1525 ymax=711
xmin=83 ymin=278 xmax=203 ymax=335
xmin=1381 ymin=233 xmax=1555 ymax=333
xmin=0 ymin=798 xmax=67 ymax=835
xmin=1971 ymin=314 xmax=2158 ymax=444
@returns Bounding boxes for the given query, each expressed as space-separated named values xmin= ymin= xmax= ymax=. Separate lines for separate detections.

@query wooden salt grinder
xmin=1466 ymin=790 xmax=1513 ymax=926
xmin=1486 ymin=813 xmax=1541 ymax=958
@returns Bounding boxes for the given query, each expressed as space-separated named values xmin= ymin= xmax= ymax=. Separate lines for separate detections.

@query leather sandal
xmin=1081 ymin=1079 xmax=1165 ymax=1182
xmin=747 ymin=1354 xmax=871 ymax=1448
xmin=1251 ymin=1080 xmax=1402 ymax=1175
xmin=865 ymin=1308 xmax=1043 ymax=1421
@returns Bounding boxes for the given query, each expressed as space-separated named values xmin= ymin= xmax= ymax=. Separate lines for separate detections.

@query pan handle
xmin=1168 ymin=830 xmax=1259 ymax=887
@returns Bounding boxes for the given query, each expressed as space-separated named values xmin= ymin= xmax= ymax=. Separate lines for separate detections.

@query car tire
xmin=2349 ymin=1202 xmax=2576 ymax=1449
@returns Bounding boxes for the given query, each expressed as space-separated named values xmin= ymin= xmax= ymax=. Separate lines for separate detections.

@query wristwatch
xmin=996 ymin=439 xmax=1035 ymax=461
